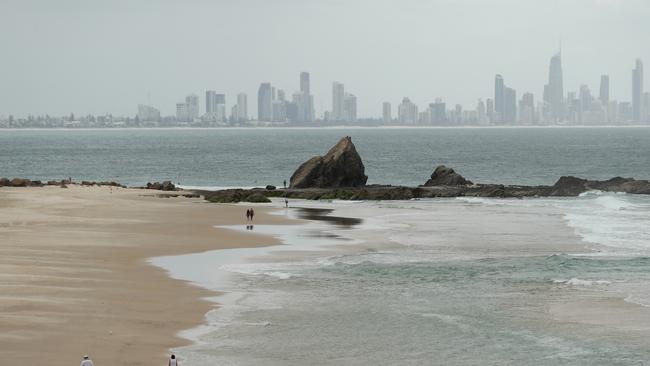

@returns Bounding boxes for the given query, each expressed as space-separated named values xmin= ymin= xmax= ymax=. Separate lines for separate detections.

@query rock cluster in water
xmin=4 ymin=136 xmax=650 ymax=202
xmin=201 ymin=136 xmax=650 ymax=202
xmin=145 ymin=181 xmax=176 ymax=191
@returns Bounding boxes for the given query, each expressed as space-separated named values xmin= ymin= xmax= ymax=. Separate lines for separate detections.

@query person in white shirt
xmin=80 ymin=355 xmax=94 ymax=366
xmin=168 ymin=354 xmax=179 ymax=366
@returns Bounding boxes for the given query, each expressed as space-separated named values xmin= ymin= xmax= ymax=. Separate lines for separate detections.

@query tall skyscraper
xmin=185 ymin=94 xmax=199 ymax=121
xmin=504 ymin=87 xmax=517 ymax=123
xmin=545 ymin=52 xmax=565 ymax=122
xmin=300 ymin=72 xmax=310 ymax=94
xmin=643 ymin=92 xmax=650 ymax=122
xmin=599 ymin=75 xmax=610 ymax=104
xmin=477 ymin=99 xmax=487 ymax=125
xmin=237 ymin=93 xmax=248 ymax=121
xmin=258 ymin=83 xmax=273 ymax=121
xmin=494 ymin=75 xmax=505 ymax=123
xmin=332 ymin=82 xmax=345 ymax=121
xmin=382 ymin=102 xmax=392 ymax=123
xmin=176 ymin=102 xmax=188 ymax=122
xmin=206 ymin=90 xmax=216 ymax=115
xmin=343 ymin=93 xmax=357 ymax=122
xmin=205 ymin=91 xmax=225 ymax=119
xmin=633 ymin=59 xmax=644 ymax=122
xmin=486 ymin=98 xmax=494 ymax=123
xmin=519 ymin=93 xmax=535 ymax=124
xmin=398 ymin=97 xmax=418 ymax=124
xmin=431 ymin=99 xmax=446 ymax=125
xmin=296 ymin=72 xmax=314 ymax=122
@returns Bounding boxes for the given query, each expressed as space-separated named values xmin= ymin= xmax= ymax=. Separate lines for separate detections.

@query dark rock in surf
xmin=547 ymin=176 xmax=589 ymax=196
xmin=289 ymin=136 xmax=368 ymax=189
xmin=146 ymin=181 xmax=176 ymax=191
xmin=423 ymin=165 xmax=473 ymax=186
xmin=10 ymin=178 xmax=32 ymax=187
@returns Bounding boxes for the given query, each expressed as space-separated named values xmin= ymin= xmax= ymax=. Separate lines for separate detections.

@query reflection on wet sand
xmin=294 ymin=207 xmax=362 ymax=228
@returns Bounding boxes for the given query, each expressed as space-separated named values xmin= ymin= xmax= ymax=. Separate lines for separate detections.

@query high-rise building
xmin=504 ymin=87 xmax=517 ymax=123
xmin=300 ymin=72 xmax=310 ymax=95
xmin=486 ymin=98 xmax=494 ymax=124
xmin=641 ymin=92 xmax=650 ymax=122
xmin=206 ymin=90 xmax=216 ymax=115
xmin=288 ymin=93 xmax=302 ymax=122
xmin=431 ymin=99 xmax=446 ymax=125
xmin=382 ymin=102 xmax=392 ymax=123
xmin=205 ymin=91 xmax=226 ymax=120
xmin=332 ymin=82 xmax=345 ymax=121
xmin=137 ymin=104 xmax=160 ymax=122
xmin=230 ymin=105 xmax=239 ymax=122
xmin=633 ymin=59 xmax=644 ymax=122
xmin=237 ymin=93 xmax=248 ymax=121
xmin=477 ymin=99 xmax=487 ymax=126
xmin=599 ymin=75 xmax=610 ymax=104
xmin=295 ymin=72 xmax=314 ymax=122
xmin=343 ymin=93 xmax=357 ymax=122
xmin=258 ymin=83 xmax=273 ymax=121
xmin=494 ymin=75 xmax=505 ymax=123
xmin=398 ymin=97 xmax=418 ymax=124
xmin=544 ymin=52 xmax=565 ymax=122
xmin=272 ymin=100 xmax=286 ymax=122
xmin=185 ymin=94 xmax=199 ymax=121
xmin=519 ymin=93 xmax=534 ymax=124
xmin=176 ymin=102 xmax=188 ymax=122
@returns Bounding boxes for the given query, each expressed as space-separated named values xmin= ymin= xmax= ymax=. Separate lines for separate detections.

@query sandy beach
xmin=0 ymin=185 xmax=288 ymax=366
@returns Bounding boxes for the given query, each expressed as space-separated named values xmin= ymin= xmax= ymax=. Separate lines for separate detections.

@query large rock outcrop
xmin=423 ymin=165 xmax=473 ymax=186
xmin=289 ymin=136 xmax=368 ymax=189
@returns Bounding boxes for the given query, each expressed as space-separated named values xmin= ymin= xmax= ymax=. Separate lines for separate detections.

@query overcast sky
xmin=1 ymin=0 xmax=649 ymax=118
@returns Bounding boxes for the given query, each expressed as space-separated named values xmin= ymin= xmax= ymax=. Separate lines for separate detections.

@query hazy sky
xmin=1 ymin=0 xmax=649 ymax=118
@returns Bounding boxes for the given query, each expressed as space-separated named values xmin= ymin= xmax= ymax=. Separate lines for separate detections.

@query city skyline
xmin=6 ymin=53 xmax=648 ymax=127
xmin=2 ymin=0 xmax=650 ymax=118
xmin=3 ymin=54 xmax=648 ymax=125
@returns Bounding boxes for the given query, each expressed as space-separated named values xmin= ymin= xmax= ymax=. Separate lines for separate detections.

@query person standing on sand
xmin=168 ymin=354 xmax=179 ymax=366
xmin=80 ymin=354 xmax=94 ymax=366
xmin=250 ymin=208 xmax=255 ymax=221
xmin=246 ymin=209 xmax=251 ymax=221
xmin=285 ymin=198 xmax=289 ymax=208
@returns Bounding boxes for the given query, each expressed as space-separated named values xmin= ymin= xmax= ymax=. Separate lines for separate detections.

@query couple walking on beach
xmin=246 ymin=208 xmax=255 ymax=221
xmin=80 ymin=353 xmax=179 ymax=365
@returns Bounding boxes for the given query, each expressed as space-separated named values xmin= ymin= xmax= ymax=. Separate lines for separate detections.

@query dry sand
xmin=0 ymin=185 xmax=289 ymax=366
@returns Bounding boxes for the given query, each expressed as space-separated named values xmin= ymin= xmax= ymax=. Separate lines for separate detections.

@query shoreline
xmin=152 ymin=197 xmax=650 ymax=363
xmin=3 ymin=186 xmax=650 ymax=363
xmin=0 ymin=185 xmax=291 ymax=366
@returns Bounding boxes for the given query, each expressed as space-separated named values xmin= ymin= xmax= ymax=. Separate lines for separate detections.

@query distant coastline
xmin=2 ymin=124 xmax=650 ymax=131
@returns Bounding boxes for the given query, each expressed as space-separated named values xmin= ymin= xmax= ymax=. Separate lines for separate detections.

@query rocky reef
xmin=0 ymin=178 xmax=125 ymax=188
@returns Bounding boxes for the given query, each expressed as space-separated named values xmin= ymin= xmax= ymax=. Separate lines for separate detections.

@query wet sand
xmin=0 ymin=185 xmax=289 ymax=366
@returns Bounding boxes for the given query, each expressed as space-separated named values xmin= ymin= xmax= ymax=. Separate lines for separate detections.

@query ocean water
xmin=153 ymin=193 xmax=650 ymax=366
xmin=1 ymin=127 xmax=649 ymax=186
xmin=4 ymin=127 xmax=650 ymax=364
